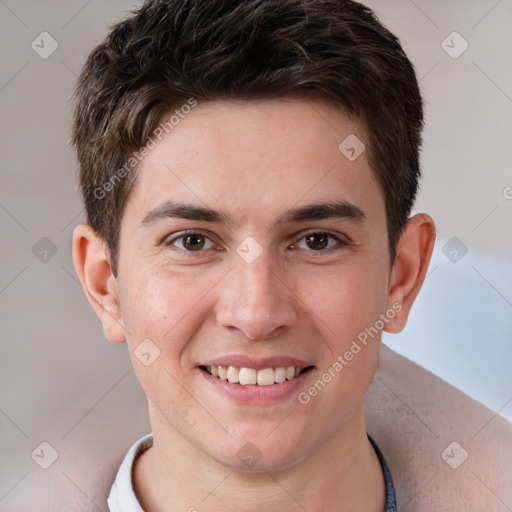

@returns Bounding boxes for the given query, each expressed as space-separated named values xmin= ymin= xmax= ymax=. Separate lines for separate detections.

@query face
xmin=114 ymin=98 xmax=394 ymax=471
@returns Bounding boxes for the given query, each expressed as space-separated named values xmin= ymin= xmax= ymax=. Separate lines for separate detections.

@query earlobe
xmin=384 ymin=213 xmax=436 ymax=334
xmin=72 ymin=224 xmax=127 ymax=342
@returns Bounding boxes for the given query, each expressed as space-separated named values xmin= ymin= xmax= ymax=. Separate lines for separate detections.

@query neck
xmin=134 ymin=403 xmax=385 ymax=512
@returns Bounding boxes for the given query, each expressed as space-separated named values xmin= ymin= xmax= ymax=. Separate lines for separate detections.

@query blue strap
xmin=368 ymin=435 xmax=397 ymax=512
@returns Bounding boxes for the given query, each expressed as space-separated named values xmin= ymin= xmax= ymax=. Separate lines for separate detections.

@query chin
xmin=209 ymin=430 xmax=311 ymax=473
xmin=222 ymin=449 xmax=306 ymax=474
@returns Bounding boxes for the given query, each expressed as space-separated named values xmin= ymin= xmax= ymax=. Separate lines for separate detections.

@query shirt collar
xmin=107 ymin=433 xmax=153 ymax=512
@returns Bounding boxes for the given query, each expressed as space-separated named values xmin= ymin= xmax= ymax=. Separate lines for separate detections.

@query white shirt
xmin=108 ymin=433 xmax=153 ymax=512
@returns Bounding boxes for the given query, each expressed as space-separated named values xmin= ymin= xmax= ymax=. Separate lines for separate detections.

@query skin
xmin=72 ymin=97 xmax=436 ymax=511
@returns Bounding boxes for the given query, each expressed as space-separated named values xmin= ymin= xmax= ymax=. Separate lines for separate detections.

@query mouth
xmin=199 ymin=364 xmax=315 ymax=386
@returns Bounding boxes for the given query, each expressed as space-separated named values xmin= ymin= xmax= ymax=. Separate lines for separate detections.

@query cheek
xmin=300 ymin=259 xmax=389 ymax=349
xmin=119 ymin=265 xmax=220 ymax=418
xmin=295 ymin=258 xmax=389 ymax=411
xmin=121 ymin=264 xmax=218 ymax=365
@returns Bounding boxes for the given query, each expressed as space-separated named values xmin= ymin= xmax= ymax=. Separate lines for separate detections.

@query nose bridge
xmin=216 ymin=249 xmax=297 ymax=340
xmin=232 ymin=252 xmax=279 ymax=316
xmin=239 ymin=251 xmax=273 ymax=295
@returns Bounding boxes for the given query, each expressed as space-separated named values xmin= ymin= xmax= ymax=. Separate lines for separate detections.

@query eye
xmin=291 ymin=231 xmax=346 ymax=252
xmin=165 ymin=231 xmax=215 ymax=252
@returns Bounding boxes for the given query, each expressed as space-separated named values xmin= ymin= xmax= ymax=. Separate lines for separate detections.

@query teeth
xmin=257 ymin=368 xmax=275 ymax=386
xmin=227 ymin=366 xmax=239 ymax=383
xmin=239 ymin=367 xmax=257 ymax=385
xmin=218 ymin=366 xmax=228 ymax=381
xmin=204 ymin=365 xmax=308 ymax=385
xmin=274 ymin=367 xmax=286 ymax=383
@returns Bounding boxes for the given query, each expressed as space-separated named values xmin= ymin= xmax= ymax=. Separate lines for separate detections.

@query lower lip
xmin=198 ymin=367 xmax=315 ymax=404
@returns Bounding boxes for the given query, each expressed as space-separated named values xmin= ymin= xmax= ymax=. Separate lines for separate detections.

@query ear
xmin=72 ymin=224 xmax=126 ymax=342
xmin=384 ymin=213 xmax=436 ymax=333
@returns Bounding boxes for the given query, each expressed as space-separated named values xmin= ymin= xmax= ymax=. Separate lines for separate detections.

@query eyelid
xmin=298 ymin=228 xmax=349 ymax=241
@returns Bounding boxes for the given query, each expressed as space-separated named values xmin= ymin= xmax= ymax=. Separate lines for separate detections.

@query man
xmin=71 ymin=1 xmax=511 ymax=510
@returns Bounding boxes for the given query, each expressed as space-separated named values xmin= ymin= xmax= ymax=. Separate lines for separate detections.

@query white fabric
xmin=107 ymin=433 xmax=153 ymax=512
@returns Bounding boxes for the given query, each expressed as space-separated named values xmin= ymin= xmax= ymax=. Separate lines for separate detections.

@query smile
xmin=200 ymin=365 xmax=314 ymax=385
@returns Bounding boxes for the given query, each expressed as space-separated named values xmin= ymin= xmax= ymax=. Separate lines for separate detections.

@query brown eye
xmin=181 ymin=233 xmax=205 ymax=251
xmin=293 ymin=231 xmax=344 ymax=252
xmin=305 ymin=233 xmax=330 ymax=250
xmin=166 ymin=231 xmax=214 ymax=252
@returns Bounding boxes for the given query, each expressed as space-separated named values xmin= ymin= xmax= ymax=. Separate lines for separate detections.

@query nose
xmin=215 ymin=251 xmax=298 ymax=341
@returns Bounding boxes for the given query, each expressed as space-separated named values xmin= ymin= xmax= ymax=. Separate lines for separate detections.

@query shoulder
xmin=366 ymin=344 xmax=512 ymax=511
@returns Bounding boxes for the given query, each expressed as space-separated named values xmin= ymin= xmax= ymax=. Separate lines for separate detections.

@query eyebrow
xmin=140 ymin=199 xmax=366 ymax=229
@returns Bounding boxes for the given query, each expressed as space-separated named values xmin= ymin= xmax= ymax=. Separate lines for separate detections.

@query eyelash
xmin=164 ymin=229 xmax=348 ymax=256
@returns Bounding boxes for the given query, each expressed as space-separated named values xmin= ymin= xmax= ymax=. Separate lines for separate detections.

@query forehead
xmin=124 ymin=98 xmax=384 ymax=228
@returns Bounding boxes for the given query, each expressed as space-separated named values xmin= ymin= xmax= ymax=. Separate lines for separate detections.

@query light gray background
xmin=1 ymin=0 xmax=511 ymax=508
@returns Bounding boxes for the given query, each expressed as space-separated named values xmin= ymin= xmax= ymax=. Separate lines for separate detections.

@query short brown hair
xmin=71 ymin=0 xmax=424 ymax=277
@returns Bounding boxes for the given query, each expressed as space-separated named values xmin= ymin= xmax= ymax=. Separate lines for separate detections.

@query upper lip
xmin=198 ymin=355 xmax=315 ymax=370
